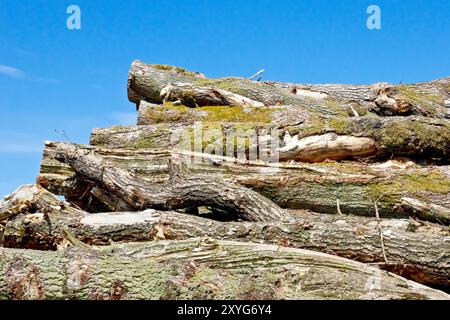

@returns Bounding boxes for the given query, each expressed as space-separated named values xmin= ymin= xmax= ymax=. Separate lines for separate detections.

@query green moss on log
xmin=367 ymin=170 xmax=450 ymax=206
xmin=152 ymin=64 xmax=199 ymax=77
xmin=395 ymin=85 xmax=445 ymax=116
xmin=142 ymin=103 xmax=274 ymax=124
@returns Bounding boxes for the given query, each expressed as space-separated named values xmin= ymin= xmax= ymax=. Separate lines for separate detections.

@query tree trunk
xmin=0 ymin=238 xmax=448 ymax=300
xmin=267 ymin=77 xmax=450 ymax=118
xmin=3 ymin=202 xmax=449 ymax=290
xmin=128 ymin=60 xmax=450 ymax=118
xmin=39 ymin=142 xmax=450 ymax=224
xmin=95 ymin=112 xmax=450 ymax=163
xmin=45 ymin=143 xmax=285 ymax=222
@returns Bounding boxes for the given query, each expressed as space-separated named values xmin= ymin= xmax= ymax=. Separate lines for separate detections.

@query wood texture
xmin=39 ymin=142 xmax=450 ymax=224
xmin=96 ymin=114 xmax=450 ymax=163
xmin=128 ymin=60 xmax=450 ymax=118
xmin=160 ymin=83 xmax=265 ymax=108
xmin=46 ymin=143 xmax=286 ymax=222
xmin=3 ymin=204 xmax=449 ymax=289
xmin=2 ymin=60 xmax=449 ymax=300
xmin=1 ymin=239 xmax=448 ymax=300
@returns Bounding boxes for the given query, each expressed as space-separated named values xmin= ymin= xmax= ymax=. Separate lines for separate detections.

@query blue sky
xmin=0 ymin=0 xmax=449 ymax=197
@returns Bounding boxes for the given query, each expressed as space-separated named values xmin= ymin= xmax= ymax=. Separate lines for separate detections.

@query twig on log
xmin=373 ymin=195 xmax=388 ymax=263
xmin=248 ymin=69 xmax=265 ymax=81
xmin=337 ymin=199 xmax=343 ymax=215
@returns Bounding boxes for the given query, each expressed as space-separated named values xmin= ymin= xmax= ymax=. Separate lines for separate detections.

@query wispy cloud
xmin=0 ymin=64 xmax=26 ymax=79
xmin=109 ymin=112 xmax=136 ymax=126
xmin=0 ymin=143 xmax=42 ymax=154
xmin=0 ymin=64 xmax=60 ymax=84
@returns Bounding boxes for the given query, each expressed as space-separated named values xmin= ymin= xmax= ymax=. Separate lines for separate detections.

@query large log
xmin=46 ymin=143 xmax=285 ymax=222
xmin=3 ymin=203 xmax=449 ymax=289
xmin=128 ymin=61 xmax=315 ymax=113
xmin=39 ymin=142 xmax=450 ymax=223
xmin=98 ymin=112 xmax=450 ymax=163
xmin=0 ymin=238 xmax=448 ymax=300
xmin=128 ymin=60 xmax=450 ymax=118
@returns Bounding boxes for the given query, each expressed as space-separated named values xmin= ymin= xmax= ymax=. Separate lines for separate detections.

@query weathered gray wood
xmin=0 ymin=185 xmax=79 ymax=222
xmin=39 ymin=142 xmax=450 ymax=224
xmin=3 ymin=60 xmax=450 ymax=301
xmin=1 ymin=238 xmax=448 ymax=300
xmin=46 ymin=143 xmax=285 ymax=222
xmin=267 ymin=77 xmax=450 ymax=118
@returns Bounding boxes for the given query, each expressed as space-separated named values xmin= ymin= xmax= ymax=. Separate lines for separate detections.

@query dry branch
xmin=47 ymin=143 xmax=285 ymax=222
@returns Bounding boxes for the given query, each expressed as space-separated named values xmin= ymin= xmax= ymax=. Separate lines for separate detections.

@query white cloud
xmin=0 ymin=64 xmax=26 ymax=79
xmin=109 ymin=112 xmax=136 ymax=126
xmin=0 ymin=63 xmax=59 ymax=83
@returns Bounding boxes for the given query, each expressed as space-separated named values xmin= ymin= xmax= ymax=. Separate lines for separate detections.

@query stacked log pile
xmin=1 ymin=60 xmax=449 ymax=300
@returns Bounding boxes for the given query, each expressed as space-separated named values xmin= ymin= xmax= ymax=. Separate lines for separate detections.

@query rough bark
xmin=95 ymin=114 xmax=450 ymax=163
xmin=1 ymin=238 xmax=449 ymax=300
xmin=39 ymin=142 xmax=450 ymax=223
xmin=46 ymin=143 xmax=285 ymax=222
xmin=268 ymin=78 xmax=450 ymax=118
xmin=0 ymin=185 xmax=79 ymax=222
xmin=2 ymin=61 xmax=449 ymax=301
xmin=128 ymin=61 xmax=314 ymax=112
xmin=127 ymin=61 xmax=206 ymax=108
xmin=3 ymin=205 xmax=449 ymax=289
xmin=128 ymin=60 xmax=450 ymax=118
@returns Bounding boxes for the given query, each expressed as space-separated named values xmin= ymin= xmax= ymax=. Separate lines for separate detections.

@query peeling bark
xmin=0 ymin=185 xmax=79 ymax=221
xmin=127 ymin=61 xmax=206 ymax=107
xmin=399 ymin=197 xmax=450 ymax=225
xmin=278 ymin=133 xmax=377 ymax=162
xmin=2 ymin=61 xmax=449 ymax=300
xmin=160 ymin=83 xmax=265 ymax=108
